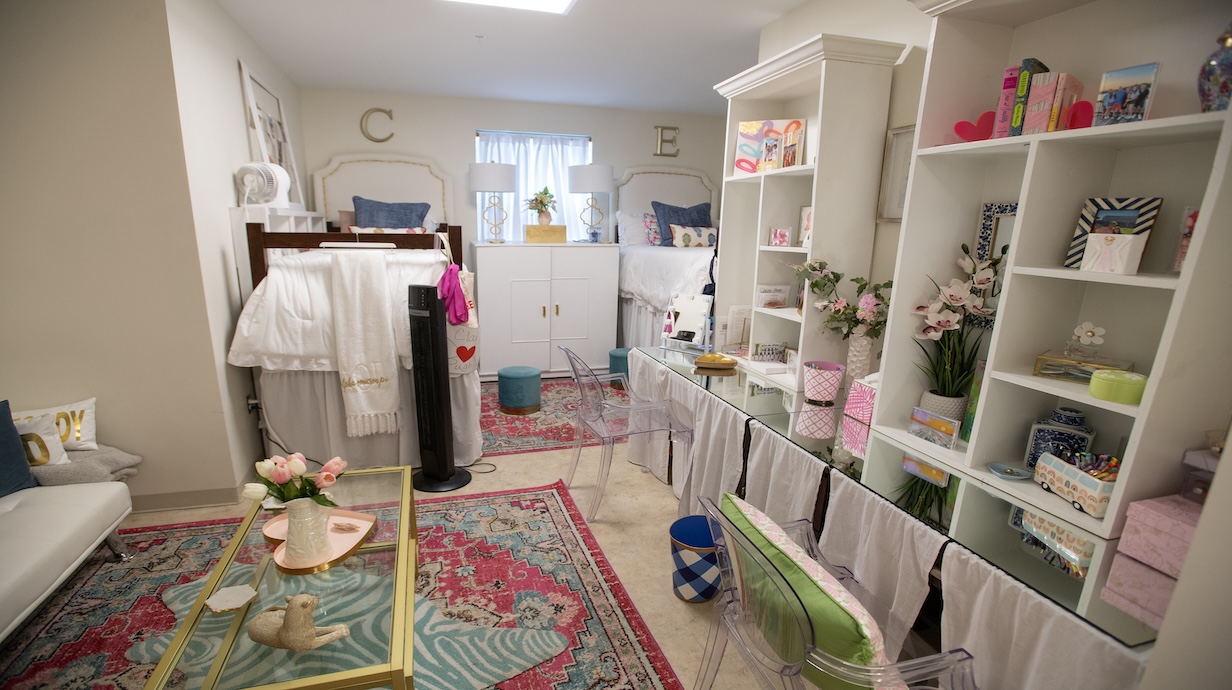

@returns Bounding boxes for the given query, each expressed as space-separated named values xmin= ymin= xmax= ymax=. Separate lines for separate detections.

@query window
xmin=476 ymin=130 xmax=591 ymax=241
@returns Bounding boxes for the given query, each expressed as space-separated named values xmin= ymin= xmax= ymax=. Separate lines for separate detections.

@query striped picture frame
xmin=1065 ymin=197 xmax=1162 ymax=268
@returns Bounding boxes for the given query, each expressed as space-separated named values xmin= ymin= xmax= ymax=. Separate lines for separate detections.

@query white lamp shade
xmin=469 ymin=163 xmax=516 ymax=193
xmin=568 ymin=164 xmax=614 ymax=194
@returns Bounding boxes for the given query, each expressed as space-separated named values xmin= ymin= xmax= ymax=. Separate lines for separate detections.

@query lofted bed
xmin=227 ymin=153 xmax=482 ymax=471
xmin=613 ymin=166 xmax=719 ymax=349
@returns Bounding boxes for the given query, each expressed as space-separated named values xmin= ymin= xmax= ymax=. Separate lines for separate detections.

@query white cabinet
xmin=866 ymin=0 xmax=1232 ymax=645
xmin=472 ymin=243 xmax=619 ymax=378
xmin=713 ymin=34 xmax=905 ymax=392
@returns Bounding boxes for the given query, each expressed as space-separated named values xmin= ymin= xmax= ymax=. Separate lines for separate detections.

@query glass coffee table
xmin=144 ymin=466 xmax=417 ymax=690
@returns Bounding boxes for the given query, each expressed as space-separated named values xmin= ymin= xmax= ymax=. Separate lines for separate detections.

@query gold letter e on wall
xmin=361 ymin=108 xmax=394 ymax=143
xmin=654 ymin=125 xmax=679 ymax=157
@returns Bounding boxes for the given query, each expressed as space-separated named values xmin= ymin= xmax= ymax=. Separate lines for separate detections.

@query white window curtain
xmin=476 ymin=130 xmax=591 ymax=242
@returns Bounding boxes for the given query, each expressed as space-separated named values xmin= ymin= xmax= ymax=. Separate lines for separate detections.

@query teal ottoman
xmin=609 ymin=348 xmax=631 ymax=390
xmin=498 ymin=366 xmax=541 ymax=415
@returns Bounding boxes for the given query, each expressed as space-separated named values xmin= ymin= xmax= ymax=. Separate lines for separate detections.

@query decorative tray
xmin=262 ymin=509 xmax=377 ymax=575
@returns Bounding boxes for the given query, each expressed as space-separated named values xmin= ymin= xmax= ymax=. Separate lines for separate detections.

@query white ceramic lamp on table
xmin=470 ymin=162 xmax=516 ymax=244
xmin=568 ymin=164 xmax=614 ymax=243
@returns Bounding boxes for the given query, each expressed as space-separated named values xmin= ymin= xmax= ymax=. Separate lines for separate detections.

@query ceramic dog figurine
xmin=246 ymin=593 xmax=350 ymax=652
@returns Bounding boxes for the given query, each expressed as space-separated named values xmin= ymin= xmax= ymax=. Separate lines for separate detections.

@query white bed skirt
xmin=618 ymin=297 xmax=666 ymax=349
xmin=256 ymin=368 xmax=483 ymax=470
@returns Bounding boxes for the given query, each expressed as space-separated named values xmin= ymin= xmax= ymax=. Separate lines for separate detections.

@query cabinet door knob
xmin=542 ymin=306 xmax=546 ymax=317
xmin=555 ymin=304 xmax=560 ymax=316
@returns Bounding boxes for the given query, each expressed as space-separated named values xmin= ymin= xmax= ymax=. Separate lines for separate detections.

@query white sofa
xmin=0 ymin=479 xmax=132 ymax=641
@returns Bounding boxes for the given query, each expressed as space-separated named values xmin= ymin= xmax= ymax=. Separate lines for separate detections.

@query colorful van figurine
xmin=1034 ymin=452 xmax=1115 ymax=518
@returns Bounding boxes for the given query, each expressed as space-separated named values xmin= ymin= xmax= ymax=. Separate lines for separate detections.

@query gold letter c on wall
xmin=361 ymin=108 xmax=394 ymax=143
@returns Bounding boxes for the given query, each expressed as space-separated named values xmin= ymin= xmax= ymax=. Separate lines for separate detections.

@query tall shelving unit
xmin=714 ymin=34 xmax=906 ymax=392
xmin=867 ymin=0 xmax=1232 ymax=645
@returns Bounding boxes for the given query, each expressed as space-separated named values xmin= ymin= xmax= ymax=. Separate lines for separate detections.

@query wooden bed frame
xmin=246 ymin=222 xmax=462 ymax=286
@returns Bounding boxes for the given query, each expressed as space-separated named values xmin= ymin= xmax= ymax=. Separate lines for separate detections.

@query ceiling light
xmin=443 ymin=0 xmax=575 ymax=14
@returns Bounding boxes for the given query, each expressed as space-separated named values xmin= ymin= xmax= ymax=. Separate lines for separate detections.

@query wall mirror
xmin=239 ymin=61 xmax=303 ymax=205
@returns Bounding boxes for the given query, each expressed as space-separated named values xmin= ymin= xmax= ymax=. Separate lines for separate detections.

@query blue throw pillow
xmin=1 ymin=400 xmax=39 ymax=497
xmin=651 ymin=201 xmax=712 ymax=247
xmin=353 ymin=196 xmax=431 ymax=229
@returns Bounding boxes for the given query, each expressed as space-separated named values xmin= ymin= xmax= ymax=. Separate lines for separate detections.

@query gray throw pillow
xmin=353 ymin=196 xmax=431 ymax=229
xmin=651 ymin=201 xmax=712 ymax=246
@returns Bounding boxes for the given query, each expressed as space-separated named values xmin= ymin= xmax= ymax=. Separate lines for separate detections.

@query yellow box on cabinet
xmin=526 ymin=225 xmax=566 ymax=243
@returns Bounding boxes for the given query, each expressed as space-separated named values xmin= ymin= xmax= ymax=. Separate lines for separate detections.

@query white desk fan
xmin=235 ymin=162 xmax=291 ymax=208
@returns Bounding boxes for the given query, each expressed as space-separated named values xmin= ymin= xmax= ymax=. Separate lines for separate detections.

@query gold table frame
xmin=144 ymin=466 xmax=417 ymax=690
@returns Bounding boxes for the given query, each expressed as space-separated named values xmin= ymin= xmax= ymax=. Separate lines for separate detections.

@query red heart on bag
xmin=456 ymin=346 xmax=476 ymax=362
xmin=953 ymin=110 xmax=995 ymax=142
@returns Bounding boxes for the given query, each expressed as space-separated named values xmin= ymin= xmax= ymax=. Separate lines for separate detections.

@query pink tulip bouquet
xmin=241 ymin=453 xmax=348 ymax=507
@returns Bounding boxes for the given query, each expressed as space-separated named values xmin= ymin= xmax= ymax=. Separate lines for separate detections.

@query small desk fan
xmin=235 ymin=162 xmax=291 ymax=207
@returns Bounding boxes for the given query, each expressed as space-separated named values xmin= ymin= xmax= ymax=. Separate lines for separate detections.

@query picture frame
xmin=1064 ymin=197 xmax=1162 ymax=268
xmin=1094 ymin=62 xmax=1159 ymax=127
xmin=908 ymin=407 xmax=960 ymax=450
xmin=769 ymin=226 xmax=793 ymax=247
xmin=877 ymin=125 xmax=914 ymax=222
xmin=968 ymin=202 xmax=1016 ymax=330
xmin=798 ymin=206 xmax=813 ymax=248
xmin=239 ymin=61 xmax=303 ymax=205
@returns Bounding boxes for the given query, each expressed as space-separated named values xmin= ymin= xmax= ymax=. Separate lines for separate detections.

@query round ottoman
xmin=609 ymin=347 xmax=631 ymax=390
xmin=497 ymin=366 xmax=541 ymax=415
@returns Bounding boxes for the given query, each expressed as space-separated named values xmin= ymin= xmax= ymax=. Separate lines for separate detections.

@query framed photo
xmin=877 ymin=125 xmax=914 ymax=222
xmin=1064 ymin=197 xmax=1162 ymax=268
xmin=968 ymin=202 xmax=1016 ymax=330
xmin=769 ymin=226 xmax=793 ymax=247
xmin=908 ymin=407 xmax=960 ymax=450
xmin=1094 ymin=62 xmax=1159 ymax=127
xmin=798 ymin=206 xmax=813 ymax=248
xmin=239 ymin=61 xmax=303 ymax=205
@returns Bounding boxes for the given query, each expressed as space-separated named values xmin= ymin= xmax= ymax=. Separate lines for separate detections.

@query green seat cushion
xmin=721 ymin=493 xmax=889 ymax=688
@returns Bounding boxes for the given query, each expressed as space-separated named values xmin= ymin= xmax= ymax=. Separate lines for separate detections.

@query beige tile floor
xmin=123 ymin=443 xmax=755 ymax=689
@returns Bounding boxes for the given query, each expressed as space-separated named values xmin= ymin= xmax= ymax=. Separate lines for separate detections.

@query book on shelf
xmin=1048 ymin=73 xmax=1085 ymax=132
xmin=1022 ymin=71 xmax=1060 ymax=135
xmin=993 ymin=65 xmax=1021 ymax=139
xmin=1009 ymin=58 xmax=1049 ymax=136
xmin=753 ymin=284 xmax=792 ymax=309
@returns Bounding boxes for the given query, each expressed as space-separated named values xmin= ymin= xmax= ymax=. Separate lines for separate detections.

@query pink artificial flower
xmin=856 ymin=308 xmax=874 ymax=322
xmin=321 ymin=457 xmax=347 ymax=476
xmin=270 ymin=455 xmax=288 ymax=467
xmin=832 ymin=297 xmax=848 ymax=310
xmin=858 ymin=293 xmax=879 ymax=310
xmin=314 ymin=472 xmax=337 ymax=489
xmin=270 ymin=463 xmax=293 ymax=485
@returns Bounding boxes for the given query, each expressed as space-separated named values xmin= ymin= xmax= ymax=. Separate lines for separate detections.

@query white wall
xmin=759 ymin=0 xmax=932 ymax=286
xmin=299 ymin=90 xmax=726 ymax=265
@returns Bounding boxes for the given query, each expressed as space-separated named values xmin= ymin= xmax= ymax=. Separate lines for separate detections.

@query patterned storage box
xmin=846 ymin=379 xmax=876 ymax=425
xmin=1020 ymin=509 xmax=1095 ymax=576
xmin=1101 ymin=552 xmax=1176 ymax=629
xmin=840 ymin=414 xmax=870 ymax=457
xmin=1119 ymin=494 xmax=1201 ymax=579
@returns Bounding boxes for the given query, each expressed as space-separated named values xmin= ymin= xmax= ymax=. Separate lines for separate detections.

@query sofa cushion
xmin=0 ymin=401 xmax=38 ymax=498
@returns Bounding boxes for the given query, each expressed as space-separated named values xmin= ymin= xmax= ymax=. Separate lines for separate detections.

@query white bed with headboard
xmin=614 ymin=166 xmax=719 ymax=349
xmin=229 ymin=153 xmax=482 ymax=471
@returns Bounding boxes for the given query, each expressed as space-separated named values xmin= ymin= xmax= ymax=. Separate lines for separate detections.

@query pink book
xmin=1022 ymin=72 xmax=1060 ymax=135
xmin=993 ymin=66 xmax=1020 ymax=138
xmin=1048 ymin=73 xmax=1085 ymax=132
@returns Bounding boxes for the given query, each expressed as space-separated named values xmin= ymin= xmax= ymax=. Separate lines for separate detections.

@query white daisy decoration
xmin=1074 ymin=321 xmax=1105 ymax=346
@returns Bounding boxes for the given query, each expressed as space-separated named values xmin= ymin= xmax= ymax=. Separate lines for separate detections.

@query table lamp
xmin=470 ymin=162 xmax=516 ymax=244
xmin=568 ymin=164 xmax=614 ymax=243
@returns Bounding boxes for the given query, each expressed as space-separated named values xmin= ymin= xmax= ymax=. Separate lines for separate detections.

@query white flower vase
xmin=845 ymin=334 xmax=873 ymax=386
xmin=919 ymin=389 xmax=969 ymax=423
xmin=537 ymin=210 xmax=552 ymax=225
xmin=284 ymin=497 xmax=333 ymax=569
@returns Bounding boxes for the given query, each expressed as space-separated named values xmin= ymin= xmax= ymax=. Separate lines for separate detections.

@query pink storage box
xmin=1100 ymin=587 xmax=1163 ymax=630
xmin=846 ymin=379 xmax=876 ymax=425
xmin=841 ymin=414 xmax=870 ymax=457
xmin=1101 ymin=552 xmax=1176 ymax=629
xmin=1119 ymin=494 xmax=1200 ymax=579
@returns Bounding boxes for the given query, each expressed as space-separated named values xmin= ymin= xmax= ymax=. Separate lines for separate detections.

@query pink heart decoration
xmin=1067 ymin=100 xmax=1095 ymax=129
xmin=953 ymin=111 xmax=995 ymax=142
xmin=456 ymin=346 xmax=476 ymax=362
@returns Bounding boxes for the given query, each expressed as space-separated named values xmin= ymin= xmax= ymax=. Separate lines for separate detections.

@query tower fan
xmin=235 ymin=162 xmax=291 ymax=208
xmin=408 ymin=284 xmax=472 ymax=492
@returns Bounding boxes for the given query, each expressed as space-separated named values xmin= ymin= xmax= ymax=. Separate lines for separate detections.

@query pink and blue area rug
xmin=0 ymin=482 xmax=680 ymax=689
xmin=480 ymin=380 xmax=628 ymax=456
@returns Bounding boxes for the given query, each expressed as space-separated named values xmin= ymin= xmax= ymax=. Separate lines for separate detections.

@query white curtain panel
xmin=477 ymin=131 xmax=591 ymax=241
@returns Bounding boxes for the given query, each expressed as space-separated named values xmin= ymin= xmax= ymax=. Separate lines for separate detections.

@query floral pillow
xmin=642 ymin=213 xmax=663 ymax=246
xmin=669 ymin=224 xmax=717 ymax=248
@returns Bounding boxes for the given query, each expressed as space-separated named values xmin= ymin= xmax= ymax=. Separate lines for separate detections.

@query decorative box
xmin=1119 ymin=494 xmax=1201 ymax=579
xmin=1088 ymin=370 xmax=1147 ymax=405
xmin=840 ymin=413 xmax=870 ymax=457
xmin=1033 ymin=452 xmax=1115 ymax=518
xmin=846 ymin=379 xmax=876 ymax=425
xmin=1033 ymin=349 xmax=1134 ymax=384
xmin=1100 ymin=552 xmax=1175 ymax=629
xmin=1025 ymin=407 xmax=1096 ymax=470
xmin=526 ymin=224 xmax=566 ymax=243
xmin=1020 ymin=509 xmax=1094 ymax=577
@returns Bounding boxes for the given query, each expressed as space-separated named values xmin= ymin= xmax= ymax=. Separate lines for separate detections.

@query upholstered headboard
xmin=614 ymin=166 xmax=718 ymax=240
xmin=312 ymin=153 xmax=455 ymax=227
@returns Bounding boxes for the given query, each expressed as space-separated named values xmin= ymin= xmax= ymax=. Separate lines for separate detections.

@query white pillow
xmin=12 ymin=397 xmax=98 ymax=450
xmin=617 ymin=210 xmax=649 ymax=246
xmin=13 ymin=414 xmax=70 ymax=466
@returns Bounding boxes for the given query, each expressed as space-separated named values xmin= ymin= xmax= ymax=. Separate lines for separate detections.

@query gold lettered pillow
xmin=12 ymin=397 xmax=98 ymax=450
xmin=13 ymin=414 xmax=70 ymax=466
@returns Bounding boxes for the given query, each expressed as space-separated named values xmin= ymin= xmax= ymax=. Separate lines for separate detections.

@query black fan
xmin=407 ymin=285 xmax=471 ymax=491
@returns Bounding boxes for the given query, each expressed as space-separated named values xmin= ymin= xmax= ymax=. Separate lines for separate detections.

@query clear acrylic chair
xmin=558 ymin=345 xmax=693 ymax=521
xmin=695 ymin=496 xmax=978 ymax=690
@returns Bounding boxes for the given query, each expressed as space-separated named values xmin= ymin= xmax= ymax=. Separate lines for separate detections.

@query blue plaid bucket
xmin=670 ymin=515 xmax=721 ymax=602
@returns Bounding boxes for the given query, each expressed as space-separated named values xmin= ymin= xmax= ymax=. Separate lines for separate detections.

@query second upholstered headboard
xmin=312 ymin=153 xmax=455 ymax=228
xmin=614 ymin=166 xmax=718 ymax=245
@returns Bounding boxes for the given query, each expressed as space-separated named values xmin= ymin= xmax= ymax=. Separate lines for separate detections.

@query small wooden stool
xmin=497 ymin=366 xmax=541 ymax=414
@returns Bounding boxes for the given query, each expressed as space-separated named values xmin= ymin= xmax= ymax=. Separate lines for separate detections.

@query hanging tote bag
xmin=435 ymin=233 xmax=480 ymax=376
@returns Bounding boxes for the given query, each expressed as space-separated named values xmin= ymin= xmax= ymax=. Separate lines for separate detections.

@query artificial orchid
xmin=242 ymin=453 xmax=348 ymax=507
